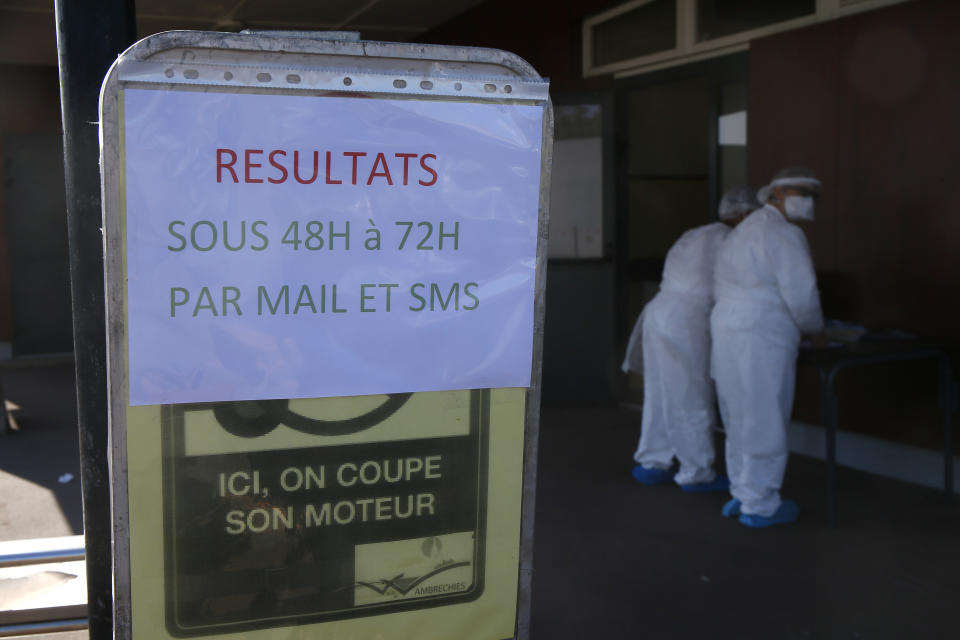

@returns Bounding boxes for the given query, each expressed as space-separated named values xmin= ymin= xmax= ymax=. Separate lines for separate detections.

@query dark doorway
xmin=2 ymin=133 xmax=74 ymax=356
xmin=616 ymin=53 xmax=748 ymax=402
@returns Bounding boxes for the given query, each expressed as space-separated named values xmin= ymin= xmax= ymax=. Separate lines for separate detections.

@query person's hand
xmin=809 ymin=332 xmax=829 ymax=349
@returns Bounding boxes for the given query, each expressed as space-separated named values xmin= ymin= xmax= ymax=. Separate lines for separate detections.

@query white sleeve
xmin=621 ymin=308 xmax=646 ymax=373
xmin=772 ymin=226 xmax=824 ymax=334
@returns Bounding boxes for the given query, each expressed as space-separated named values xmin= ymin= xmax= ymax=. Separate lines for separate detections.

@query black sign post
xmin=54 ymin=2 xmax=137 ymax=639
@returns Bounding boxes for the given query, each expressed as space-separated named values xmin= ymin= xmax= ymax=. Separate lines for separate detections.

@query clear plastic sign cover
xmin=123 ymin=88 xmax=545 ymax=405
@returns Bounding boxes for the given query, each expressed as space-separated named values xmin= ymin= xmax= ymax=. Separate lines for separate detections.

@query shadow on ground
xmin=0 ymin=363 xmax=82 ymax=539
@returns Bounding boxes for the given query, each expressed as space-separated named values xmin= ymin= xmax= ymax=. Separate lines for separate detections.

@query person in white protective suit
xmin=711 ymin=167 xmax=825 ymax=528
xmin=622 ymin=187 xmax=759 ymax=491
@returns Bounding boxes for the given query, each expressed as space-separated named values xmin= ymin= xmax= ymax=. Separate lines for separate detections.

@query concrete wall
xmin=542 ymin=262 xmax=617 ymax=405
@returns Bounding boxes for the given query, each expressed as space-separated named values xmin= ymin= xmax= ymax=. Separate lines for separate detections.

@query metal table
xmin=798 ymin=341 xmax=956 ymax=527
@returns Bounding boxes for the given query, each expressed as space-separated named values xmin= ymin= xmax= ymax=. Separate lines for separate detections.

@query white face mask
xmin=784 ymin=195 xmax=815 ymax=221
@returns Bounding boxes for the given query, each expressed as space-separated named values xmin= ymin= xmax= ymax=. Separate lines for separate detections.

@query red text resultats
xmin=216 ymin=149 xmax=439 ymax=186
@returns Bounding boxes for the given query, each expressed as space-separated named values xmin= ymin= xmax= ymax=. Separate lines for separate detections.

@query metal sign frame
xmin=100 ymin=30 xmax=552 ymax=640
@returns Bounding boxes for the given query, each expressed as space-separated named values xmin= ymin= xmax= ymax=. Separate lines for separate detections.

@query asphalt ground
xmin=0 ymin=363 xmax=81 ymax=541
xmin=529 ymin=407 xmax=960 ymax=640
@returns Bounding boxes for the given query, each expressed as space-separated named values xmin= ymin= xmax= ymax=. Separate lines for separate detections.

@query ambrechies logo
xmin=353 ymin=533 xmax=475 ymax=605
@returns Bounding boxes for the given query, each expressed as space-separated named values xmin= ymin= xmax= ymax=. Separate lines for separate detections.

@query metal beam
xmin=54 ymin=2 xmax=137 ymax=639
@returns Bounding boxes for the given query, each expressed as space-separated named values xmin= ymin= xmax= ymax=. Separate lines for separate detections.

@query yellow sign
xmin=125 ymin=388 xmax=526 ymax=639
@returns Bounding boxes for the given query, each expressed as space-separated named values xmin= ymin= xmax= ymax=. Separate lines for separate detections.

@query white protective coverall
xmin=711 ymin=204 xmax=823 ymax=516
xmin=623 ymin=222 xmax=730 ymax=485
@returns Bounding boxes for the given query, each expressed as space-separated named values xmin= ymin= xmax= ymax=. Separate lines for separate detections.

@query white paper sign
xmin=123 ymin=88 xmax=544 ymax=405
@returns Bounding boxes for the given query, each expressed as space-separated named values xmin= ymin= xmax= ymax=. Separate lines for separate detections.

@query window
xmin=584 ymin=0 xmax=913 ymax=78
xmin=549 ymin=104 xmax=605 ymax=259
xmin=696 ymin=0 xmax=815 ymax=43
xmin=717 ymin=80 xmax=748 ymax=196
xmin=588 ymin=0 xmax=677 ymax=70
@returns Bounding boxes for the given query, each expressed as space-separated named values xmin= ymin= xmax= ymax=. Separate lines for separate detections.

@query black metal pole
xmin=818 ymin=367 xmax=838 ymax=528
xmin=939 ymin=355 xmax=954 ymax=503
xmin=54 ymin=2 xmax=136 ymax=639
xmin=823 ymin=369 xmax=839 ymax=528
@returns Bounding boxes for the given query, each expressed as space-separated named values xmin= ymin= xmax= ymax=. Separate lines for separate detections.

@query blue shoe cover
xmin=631 ymin=465 xmax=675 ymax=485
xmin=680 ymin=475 xmax=730 ymax=493
xmin=738 ymin=500 xmax=799 ymax=528
xmin=721 ymin=498 xmax=741 ymax=518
